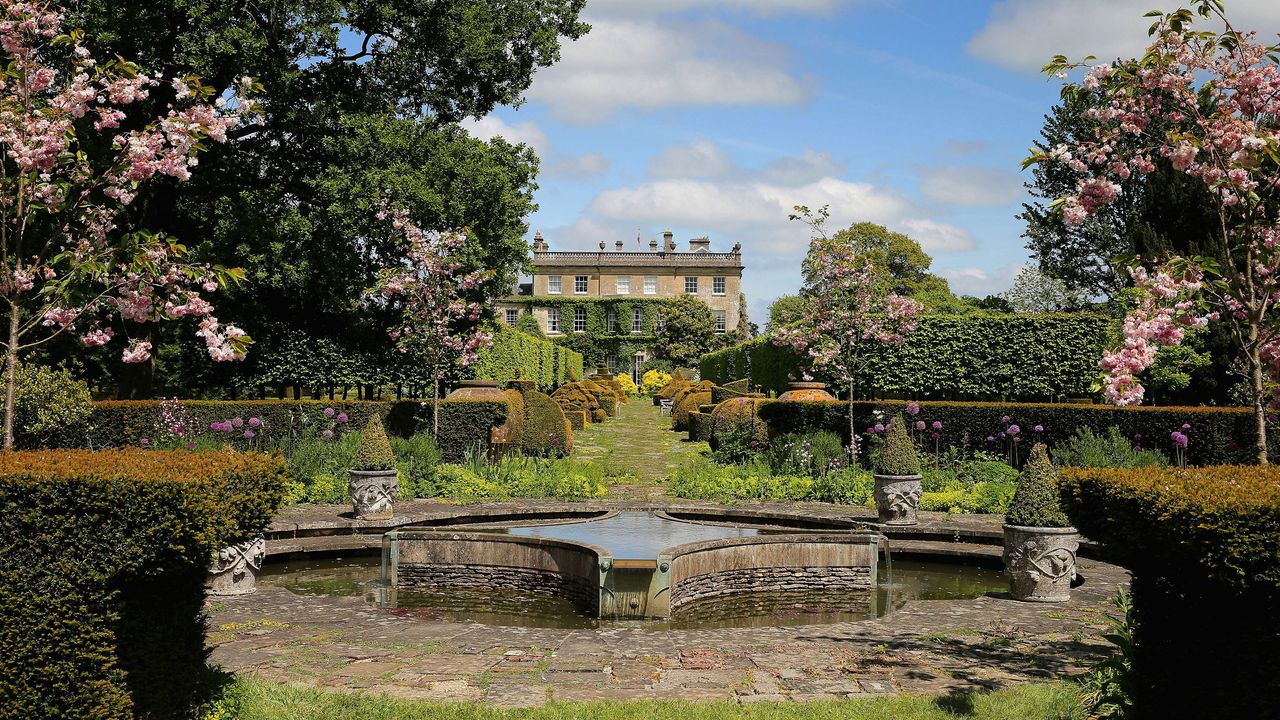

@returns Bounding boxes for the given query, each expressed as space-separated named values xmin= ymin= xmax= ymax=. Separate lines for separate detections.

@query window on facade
xmin=505 ymin=308 xmax=519 ymax=325
xmin=656 ymin=310 xmax=665 ymax=331
xmin=632 ymin=308 xmax=643 ymax=333
xmin=607 ymin=308 xmax=617 ymax=334
xmin=575 ymin=275 xmax=589 ymax=294
xmin=548 ymin=275 xmax=562 ymax=294
xmin=715 ymin=310 xmax=727 ymax=334
xmin=606 ymin=357 xmax=616 ymax=373
xmin=547 ymin=308 xmax=560 ymax=333
xmin=643 ymin=276 xmax=657 ymax=294
xmin=616 ymin=276 xmax=630 ymax=295
xmin=574 ymin=306 xmax=587 ymax=332
xmin=713 ymin=276 xmax=726 ymax=296
xmin=684 ymin=276 xmax=698 ymax=293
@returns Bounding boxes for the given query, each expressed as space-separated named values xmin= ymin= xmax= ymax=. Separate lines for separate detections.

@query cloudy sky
xmin=463 ymin=0 xmax=1280 ymax=324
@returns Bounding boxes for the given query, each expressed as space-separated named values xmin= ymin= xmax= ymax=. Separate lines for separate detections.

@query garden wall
xmin=700 ymin=314 xmax=1114 ymax=400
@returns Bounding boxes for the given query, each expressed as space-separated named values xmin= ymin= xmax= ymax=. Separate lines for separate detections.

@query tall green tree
xmin=656 ymin=295 xmax=718 ymax=367
xmin=66 ymin=1 xmax=588 ymax=397
xmin=829 ymin=223 xmax=965 ymax=312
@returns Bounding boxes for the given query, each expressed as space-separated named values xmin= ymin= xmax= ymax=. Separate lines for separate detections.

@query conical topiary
xmin=874 ymin=416 xmax=921 ymax=476
xmin=353 ymin=414 xmax=396 ymax=471
xmin=1006 ymin=443 xmax=1070 ymax=528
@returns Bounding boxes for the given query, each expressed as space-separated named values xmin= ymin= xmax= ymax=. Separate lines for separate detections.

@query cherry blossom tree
xmin=0 ymin=0 xmax=255 ymax=447
xmin=373 ymin=206 xmax=492 ymax=438
xmin=1029 ymin=0 xmax=1279 ymax=462
xmin=773 ymin=206 xmax=923 ymax=462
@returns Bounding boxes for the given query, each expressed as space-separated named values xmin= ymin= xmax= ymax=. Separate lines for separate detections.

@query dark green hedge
xmin=87 ymin=400 xmax=386 ymax=448
xmin=701 ymin=314 xmax=1115 ymax=400
xmin=514 ymin=385 xmax=572 ymax=457
xmin=414 ymin=400 xmax=510 ymax=462
xmin=0 ymin=450 xmax=286 ymax=720
xmin=689 ymin=411 xmax=714 ymax=442
xmin=1060 ymin=466 xmax=1280 ymax=718
xmin=468 ymin=324 xmax=583 ymax=391
xmin=754 ymin=399 xmax=1256 ymax=466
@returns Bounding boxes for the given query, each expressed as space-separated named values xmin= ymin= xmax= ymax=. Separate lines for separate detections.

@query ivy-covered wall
xmin=701 ymin=314 xmax=1116 ymax=401
xmin=503 ymin=298 xmax=671 ymax=365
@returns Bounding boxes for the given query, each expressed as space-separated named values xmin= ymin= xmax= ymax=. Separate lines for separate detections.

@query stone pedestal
xmin=207 ymin=534 xmax=266 ymax=596
xmin=873 ymin=474 xmax=922 ymax=526
xmin=1003 ymin=525 xmax=1079 ymax=602
xmin=349 ymin=468 xmax=398 ymax=520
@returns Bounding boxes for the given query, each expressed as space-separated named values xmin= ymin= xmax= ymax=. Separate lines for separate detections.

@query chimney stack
xmin=649 ymin=237 xmax=658 ymax=251
xmin=689 ymin=236 xmax=711 ymax=253
xmin=663 ymin=229 xmax=675 ymax=252
xmin=532 ymin=231 xmax=547 ymax=252
xmin=615 ymin=239 xmax=624 ymax=251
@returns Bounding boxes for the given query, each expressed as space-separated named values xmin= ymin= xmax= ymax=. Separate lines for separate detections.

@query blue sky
xmin=462 ymin=0 xmax=1280 ymax=324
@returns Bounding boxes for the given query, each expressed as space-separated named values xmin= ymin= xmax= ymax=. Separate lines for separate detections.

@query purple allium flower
xmin=1134 ymin=433 xmax=1143 ymax=440
xmin=231 ymin=417 xmax=244 ymax=428
xmin=986 ymin=435 xmax=995 ymax=442
xmin=1001 ymin=415 xmax=1011 ymax=423
xmin=324 ymin=407 xmax=335 ymax=417
xmin=1182 ymin=423 xmax=1191 ymax=430
xmin=243 ymin=430 xmax=256 ymax=439
xmin=337 ymin=413 xmax=349 ymax=423
xmin=1008 ymin=425 xmax=1020 ymax=435
xmin=905 ymin=402 xmax=920 ymax=416
xmin=874 ymin=423 xmax=885 ymax=433
xmin=930 ymin=432 xmax=940 ymax=441
xmin=322 ymin=429 xmax=334 ymax=439
xmin=139 ymin=438 xmax=150 ymax=447
xmin=915 ymin=421 xmax=926 ymax=431
xmin=1171 ymin=431 xmax=1188 ymax=448
xmin=866 ymin=427 xmax=875 ymax=434
xmin=1034 ymin=425 xmax=1044 ymax=433
xmin=248 ymin=417 xmax=261 ymax=428
xmin=210 ymin=421 xmax=221 ymax=431
xmin=931 ymin=421 xmax=942 ymax=431
xmin=999 ymin=432 xmax=1006 ymax=439
xmin=1133 ymin=445 xmax=1142 ymax=452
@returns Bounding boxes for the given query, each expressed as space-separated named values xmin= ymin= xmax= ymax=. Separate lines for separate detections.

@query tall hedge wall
xmin=1060 ymin=466 xmax=1280 ymax=718
xmin=468 ymin=324 xmax=583 ymax=391
xmin=0 ymin=450 xmax=287 ymax=720
xmin=701 ymin=314 xmax=1115 ymax=401
xmin=754 ymin=399 xmax=1257 ymax=466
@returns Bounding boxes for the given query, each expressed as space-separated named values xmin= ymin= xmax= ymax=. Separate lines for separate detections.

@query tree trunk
xmin=847 ymin=387 xmax=856 ymax=466
xmin=1247 ymin=338 xmax=1269 ymax=464
xmin=3 ymin=305 xmax=19 ymax=450
xmin=432 ymin=373 xmax=440 ymax=439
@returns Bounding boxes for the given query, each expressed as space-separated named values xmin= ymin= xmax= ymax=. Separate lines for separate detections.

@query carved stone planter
xmin=873 ymin=474 xmax=922 ymax=526
xmin=1003 ymin=524 xmax=1079 ymax=602
xmin=349 ymin=468 xmax=398 ymax=520
xmin=207 ymin=534 xmax=266 ymax=596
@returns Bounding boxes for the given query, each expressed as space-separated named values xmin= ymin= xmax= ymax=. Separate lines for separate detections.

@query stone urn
xmin=348 ymin=468 xmax=398 ymax=520
xmin=1003 ymin=525 xmax=1079 ymax=602
xmin=873 ymin=474 xmax=922 ymax=526
xmin=777 ymin=381 xmax=836 ymax=402
xmin=207 ymin=534 xmax=266 ymax=596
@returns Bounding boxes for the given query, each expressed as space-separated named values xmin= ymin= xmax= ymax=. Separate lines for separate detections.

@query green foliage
xmin=672 ymin=391 xmax=713 ymax=431
xmin=753 ymin=399 xmax=1255 ymax=466
xmin=391 ymin=434 xmax=444 ymax=499
xmin=667 ymin=456 xmax=873 ymax=505
xmin=656 ymin=294 xmax=719 ymax=366
xmin=763 ymin=431 xmax=849 ymax=477
xmin=1001 ymin=266 xmax=1087 ymax=313
xmin=87 ymin=400 xmax=383 ymax=449
xmin=1052 ymin=427 xmax=1170 ymax=469
xmin=513 ymin=311 xmax=544 ymax=338
xmin=831 ymin=222 xmax=963 ymax=311
xmin=467 ymin=324 xmax=582 ymax=391
xmin=285 ymin=434 xmax=360 ymax=503
xmin=767 ymin=294 xmax=808 ymax=333
xmin=0 ymin=450 xmax=286 ymax=720
xmin=505 ymin=297 xmax=667 ymax=367
xmin=416 ymin=400 xmax=510 ymax=462
xmin=702 ymin=314 xmax=1115 ymax=399
xmin=5 ymin=363 xmax=93 ymax=449
xmin=352 ymin=414 xmax=395 ymax=471
xmin=514 ymin=386 xmax=572 ymax=457
xmin=1006 ymin=444 xmax=1070 ymax=528
xmin=436 ymin=453 xmax=605 ymax=501
xmin=1060 ymin=464 xmax=1280 ymax=718
xmin=874 ymin=418 xmax=921 ymax=476
xmin=1080 ymin=589 xmax=1135 ymax=720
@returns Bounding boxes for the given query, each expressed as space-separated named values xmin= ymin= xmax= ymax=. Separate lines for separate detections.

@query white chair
xmin=659 ymin=399 xmax=674 ymax=416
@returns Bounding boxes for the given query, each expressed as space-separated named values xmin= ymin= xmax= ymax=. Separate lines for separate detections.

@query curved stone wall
xmin=665 ymin=533 xmax=880 ymax=611
xmin=384 ymin=531 xmax=608 ymax=614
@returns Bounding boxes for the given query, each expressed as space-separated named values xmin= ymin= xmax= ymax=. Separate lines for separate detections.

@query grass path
xmin=570 ymin=398 xmax=706 ymax=499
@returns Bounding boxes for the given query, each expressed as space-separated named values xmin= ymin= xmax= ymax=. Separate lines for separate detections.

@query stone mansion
xmin=496 ymin=230 xmax=745 ymax=379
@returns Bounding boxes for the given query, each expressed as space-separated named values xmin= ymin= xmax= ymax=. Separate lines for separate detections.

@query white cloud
xmin=550 ymin=152 xmax=611 ymax=180
xmin=938 ymin=263 xmax=1024 ymax=297
xmin=527 ymin=18 xmax=814 ymax=124
xmin=458 ymin=115 xmax=549 ymax=156
xmin=942 ymin=139 xmax=990 ymax=156
xmin=919 ymin=166 xmax=1025 ymax=207
xmin=895 ymin=219 xmax=977 ymax=253
xmin=969 ymin=0 xmax=1280 ymax=73
xmin=648 ymin=140 xmax=737 ymax=179
xmin=760 ymin=150 xmax=846 ymax=185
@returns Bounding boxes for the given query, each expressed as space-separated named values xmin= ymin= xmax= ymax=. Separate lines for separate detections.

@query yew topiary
xmin=1006 ymin=443 xmax=1070 ymax=528
xmin=874 ymin=417 xmax=921 ymax=476
xmin=352 ymin=414 xmax=395 ymax=471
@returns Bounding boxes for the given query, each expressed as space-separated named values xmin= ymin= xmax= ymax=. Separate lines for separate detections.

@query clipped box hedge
xmin=466 ymin=324 xmax=584 ymax=392
xmin=1060 ymin=466 xmax=1280 ymax=718
xmin=0 ymin=450 xmax=287 ymax=720
xmin=414 ymin=399 xmax=510 ymax=462
xmin=88 ymin=399 xmax=387 ymax=448
xmin=701 ymin=314 xmax=1114 ymax=400
xmin=754 ymin=399 xmax=1256 ymax=466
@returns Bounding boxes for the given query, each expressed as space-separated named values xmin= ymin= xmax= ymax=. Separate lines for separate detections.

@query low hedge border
xmin=754 ymin=399 xmax=1258 ymax=466
xmin=0 ymin=450 xmax=287 ymax=720
xmin=1060 ymin=466 xmax=1280 ymax=718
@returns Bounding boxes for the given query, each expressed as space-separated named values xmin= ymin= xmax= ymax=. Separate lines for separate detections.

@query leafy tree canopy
xmin=656 ymin=295 xmax=718 ymax=367
xmin=828 ymin=222 xmax=964 ymax=311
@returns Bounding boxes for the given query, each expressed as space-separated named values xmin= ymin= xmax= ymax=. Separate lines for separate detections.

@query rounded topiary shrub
xmin=672 ymin=391 xmax=712 ymax=432
xmin=6 ymin=363 xmax=92 ymax=449
xmin=521 ymin=390 xmax=573 ymax=457
xmin=353 ymin=414 xmax=395 ymax=471
xmin=874 ymin=416 xmax=921 ymax=476
xmin=1007 ymin=443 xmax=1070 ymax=528
xmin=709 ymin=397 xmax=768 ymax=450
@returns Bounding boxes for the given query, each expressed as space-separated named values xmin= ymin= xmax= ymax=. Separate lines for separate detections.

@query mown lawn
xmin=207 ymin=677 xmax=1086 ymax=720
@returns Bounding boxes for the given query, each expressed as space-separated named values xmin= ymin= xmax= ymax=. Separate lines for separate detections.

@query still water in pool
xmin=258 ymin=556 xmax=1006 ymax=630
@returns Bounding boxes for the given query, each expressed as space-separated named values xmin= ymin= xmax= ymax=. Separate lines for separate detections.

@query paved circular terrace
xmin=207 ymin=500 xmax=1129 ymax=707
